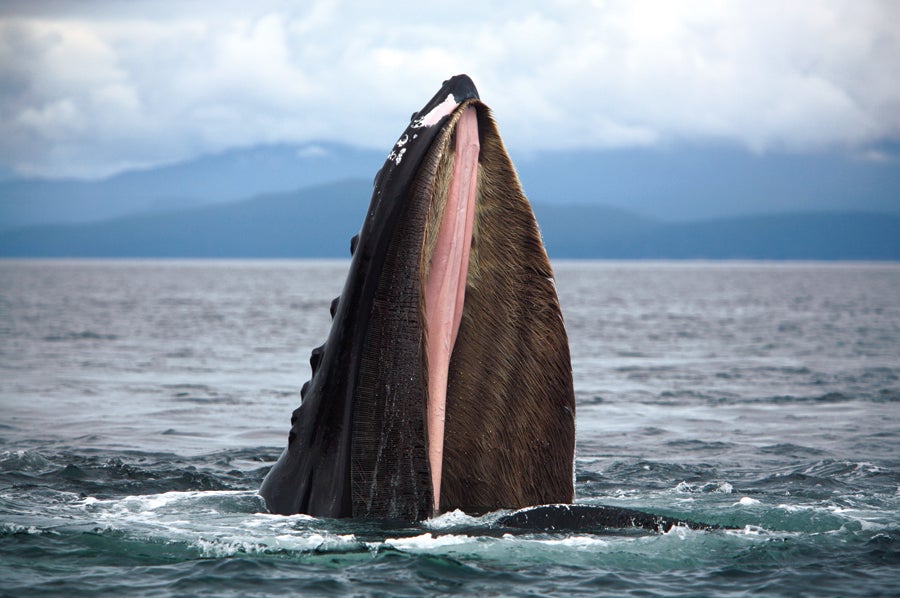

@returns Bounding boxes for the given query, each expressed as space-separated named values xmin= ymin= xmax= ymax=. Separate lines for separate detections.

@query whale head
xmin=260 ymin=75 xmax=575 ymax=521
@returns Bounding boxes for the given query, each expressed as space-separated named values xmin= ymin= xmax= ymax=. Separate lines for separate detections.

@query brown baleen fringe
xmin=420 ymin=101 xmax=576 ymax=513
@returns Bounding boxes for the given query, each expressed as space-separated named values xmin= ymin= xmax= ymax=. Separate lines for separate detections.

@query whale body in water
xmin=259 ymin=75 xmax=712 ymax=532
xmin=260 ymin=74 xmax=574 ymax=520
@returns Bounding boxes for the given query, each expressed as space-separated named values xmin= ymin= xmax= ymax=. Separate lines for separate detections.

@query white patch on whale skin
xmin=411 ymin=94 xmax=458 ymax=129
xmin=387 ymin=147 xmax=407 ymax=165
xmin=386 ymin=132 xmax=411 ymax=165
xmin=384 ymin=93 xmax=458 ymax=169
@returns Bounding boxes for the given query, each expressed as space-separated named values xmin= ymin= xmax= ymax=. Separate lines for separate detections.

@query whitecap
xmin=385 ymin=532 xmax=476 ymax=551
xmin=422 ymin=508 xmax=484 ymax=529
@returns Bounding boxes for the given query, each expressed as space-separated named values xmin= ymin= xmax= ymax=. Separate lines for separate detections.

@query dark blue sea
xmin=2 ymin=260 xmax=898 ymax=596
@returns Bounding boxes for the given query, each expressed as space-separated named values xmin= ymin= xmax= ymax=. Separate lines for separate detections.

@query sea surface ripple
xmin=1 ymin=260 xmax=898 ymax=596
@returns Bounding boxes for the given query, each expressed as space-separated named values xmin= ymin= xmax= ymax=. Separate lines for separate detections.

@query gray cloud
xmin=1 ymin=0 xmax=898 ymax=178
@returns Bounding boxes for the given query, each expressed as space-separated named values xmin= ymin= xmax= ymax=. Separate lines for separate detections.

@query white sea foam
xmin=526 ymin=534 xmax=614 ymax=549
xmin=1 ymin=522 xmax=48 ymax=535
xmin=422 ymin=508 xmax=483 ymax=529
xmin=675 ymin=481 xmax=734 ymax=494
xmin=385 ymin=532 xmax=476 ymax=551
xmin=72 ymin=490 xmax=359 ymax=556
xmin=725 ymin=525 xmax=772 ymax=536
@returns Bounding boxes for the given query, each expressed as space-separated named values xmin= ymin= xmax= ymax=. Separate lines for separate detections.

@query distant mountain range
xmin=2 ymin=179 xmax=898 ymax=259
xmin=3 ymin=142 xmax=900 ymax=230
xmin=1 ymin=142 xmax=898 ymax=259
xmin=0 ymin=143 xmax=384 ymax=231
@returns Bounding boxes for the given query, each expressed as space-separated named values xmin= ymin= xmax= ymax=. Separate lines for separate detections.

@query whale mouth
xmin=421 ymin=105 xmax=480 ymax=514
xmin=259 ymin=75 xmax=575 ymax=521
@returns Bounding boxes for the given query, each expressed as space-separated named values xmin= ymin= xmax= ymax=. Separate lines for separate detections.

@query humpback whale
xmin=259 ymin=75 xmax=715 ymax=532
xmin=260 ymin=75 xmax=575 ymax=520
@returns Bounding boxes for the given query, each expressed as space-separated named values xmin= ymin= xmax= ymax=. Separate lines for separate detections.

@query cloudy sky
xmin=1 ymin=0 xmax=898 ymax=180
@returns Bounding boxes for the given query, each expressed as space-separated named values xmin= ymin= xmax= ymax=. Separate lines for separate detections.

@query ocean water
xmin=1 ymin=259 xmax=898 ymax=596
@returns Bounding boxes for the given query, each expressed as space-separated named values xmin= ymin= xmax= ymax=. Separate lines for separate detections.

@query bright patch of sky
xmin=1 ymin=0 xmax=898 ymax=178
